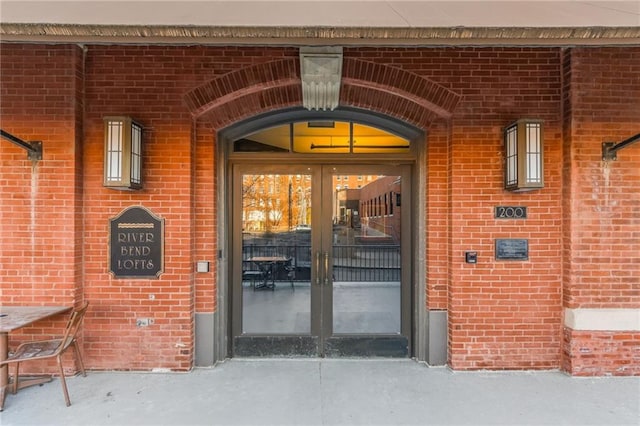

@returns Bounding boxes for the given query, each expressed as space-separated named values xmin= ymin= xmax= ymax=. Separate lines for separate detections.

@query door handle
xmin=323 ymin=252 xmax=330 ymax=286
xmin=315 ymin=251 xmax=321 ymax=286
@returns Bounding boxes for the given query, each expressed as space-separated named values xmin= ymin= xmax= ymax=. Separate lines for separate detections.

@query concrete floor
xmin=1 ymin=359 xmax=638 ymax=426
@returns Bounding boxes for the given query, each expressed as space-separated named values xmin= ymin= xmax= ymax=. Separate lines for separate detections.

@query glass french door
xmin=231 ymin=163 xmax=411 ymax=357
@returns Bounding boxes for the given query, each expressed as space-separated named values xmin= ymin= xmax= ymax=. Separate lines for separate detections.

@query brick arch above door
xmin=184 ymin=57 xmax=461 ymax=128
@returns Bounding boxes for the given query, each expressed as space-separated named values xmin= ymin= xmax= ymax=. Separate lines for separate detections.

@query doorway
xmin=231 ymin=164 xmax=412 ymax=357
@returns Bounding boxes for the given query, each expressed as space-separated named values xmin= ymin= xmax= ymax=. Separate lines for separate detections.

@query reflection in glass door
xmin=331 ymin=174 xmax=401 ymax=335
xmin=232 ymin=165 xmax=410 ymax=357
xmin=240 ymin=173 xmax=313 ymax=335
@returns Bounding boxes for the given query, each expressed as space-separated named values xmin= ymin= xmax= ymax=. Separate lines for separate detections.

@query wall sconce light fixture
xmin=504 ymin=119 xmax=544 ymax=192
xmin=602 ymin=132 xmax=640 ymax=161
xmin=104 ymin=116 xmax=143 ymax=190
xmin=1 ymin=129 xmax=43 ymax=161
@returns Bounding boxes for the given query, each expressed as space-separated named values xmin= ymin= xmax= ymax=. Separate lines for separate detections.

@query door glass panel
xmin=232 ymin=121 xmax=410 ymax=154
xmin=292 ymin=122 xmax=351 ymax=153
xmin=351 ymin=123 xmax=410 ymax=153
xmin=332 ymin=174 xmax=401 ymax=334
xmin=241 ymin=173 xmax=312 ymax=334
xmin=234 ymin=125 xmax=291 ymax=152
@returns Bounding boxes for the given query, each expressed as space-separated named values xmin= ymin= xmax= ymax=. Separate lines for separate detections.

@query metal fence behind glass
xmin=242 ymin=244 xmax=400 ymax=282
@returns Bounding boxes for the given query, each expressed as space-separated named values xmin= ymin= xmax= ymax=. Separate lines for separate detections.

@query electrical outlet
xmin=136 ymin=318 xmax=154 ymax=327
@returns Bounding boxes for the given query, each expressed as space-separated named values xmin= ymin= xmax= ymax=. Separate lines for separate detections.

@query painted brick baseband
xmin=563 ymin=328 xmax=640 ymax=376
xmin=1 ymin=43 xmax=638 ymax=375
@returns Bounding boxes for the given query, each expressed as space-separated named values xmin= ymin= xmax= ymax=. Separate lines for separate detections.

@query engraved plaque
xmin=109 ymin=206 xmax=164 ymax=278
xmin=495 ymin=239 xmax=528 ymax=260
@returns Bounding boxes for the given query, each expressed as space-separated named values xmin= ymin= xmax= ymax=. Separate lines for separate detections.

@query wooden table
xmin=0 ymin=306 xmax=72 ymax=411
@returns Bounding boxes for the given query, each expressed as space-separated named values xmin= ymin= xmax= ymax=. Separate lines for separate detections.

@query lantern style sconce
xmin=103 ymin=116 xmax=143 ymax=190
xmin=504 ymin=119 xmax=544 ymax=192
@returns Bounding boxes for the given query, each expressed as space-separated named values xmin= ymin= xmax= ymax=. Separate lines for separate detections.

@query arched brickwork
xmin=184 ymin=58 xmax=301 ymax=128
xmin=341 ymin=58 xmax=461 ymax=126
xmin=185 ymin=57 xmax=461 ymax=129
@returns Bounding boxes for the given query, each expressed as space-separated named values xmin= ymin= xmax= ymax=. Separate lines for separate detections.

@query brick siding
xmin=1 ymin=43 xmax=638 ymax=374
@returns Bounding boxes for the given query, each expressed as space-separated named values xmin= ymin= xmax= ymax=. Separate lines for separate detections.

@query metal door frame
xmin=230 ymin=164 xmax=321 ymax=356
xmin=228 ymin=162 xmax=412 ymax=357
xmin=319 ymin=164 xmax=412 ymax=357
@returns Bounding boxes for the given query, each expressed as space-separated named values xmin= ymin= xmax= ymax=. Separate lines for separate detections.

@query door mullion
xmin=310 ymin=166 xmax=324 ymax=351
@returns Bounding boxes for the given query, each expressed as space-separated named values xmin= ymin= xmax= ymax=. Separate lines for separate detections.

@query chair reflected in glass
xmin=245 ymin=257 xmax=295 ymax=291
xmin=0 ymin=302 xmax=89 ymax=407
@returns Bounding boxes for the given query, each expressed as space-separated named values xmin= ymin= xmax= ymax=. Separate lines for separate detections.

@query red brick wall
xmin=0 ymin=45 xmax=84 ymax=369
xmin=194 ymin=120 xmax=217 ymax=313
xmin=426 ymin=123 xmax=450 ymax=310
xmin=563 ymin=47 xmax=640 ymax=309
xmin=349 ymin=47 xmax=564 ymax=369
xmin=80 ymin=46 xmax=296 ymax=370
xmin=82 ymin=46 xmax=191 ymax=370
xmin=561 ymin=47 xmax=640 ymax=375
xmin=0 ymin=44 xmax=299 ymax=371
xmin=449 ymin=49 xmax=562 ymax=369
xmin=563 ymin=329 xmax=640 ymax=376
xmin=2 ymin=43 xmax=637 ymax=374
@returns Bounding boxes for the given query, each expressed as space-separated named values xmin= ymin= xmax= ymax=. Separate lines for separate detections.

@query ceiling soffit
xmin=1 ymin=24 xmax=640 ymax=46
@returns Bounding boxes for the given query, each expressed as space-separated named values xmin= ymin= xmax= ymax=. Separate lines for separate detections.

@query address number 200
xmin=495 ymin=206 xmax=527 ymax=219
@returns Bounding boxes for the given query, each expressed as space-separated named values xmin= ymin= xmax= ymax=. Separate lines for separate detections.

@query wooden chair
xmin=0 ymin=302 xmax=89 ymax=406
